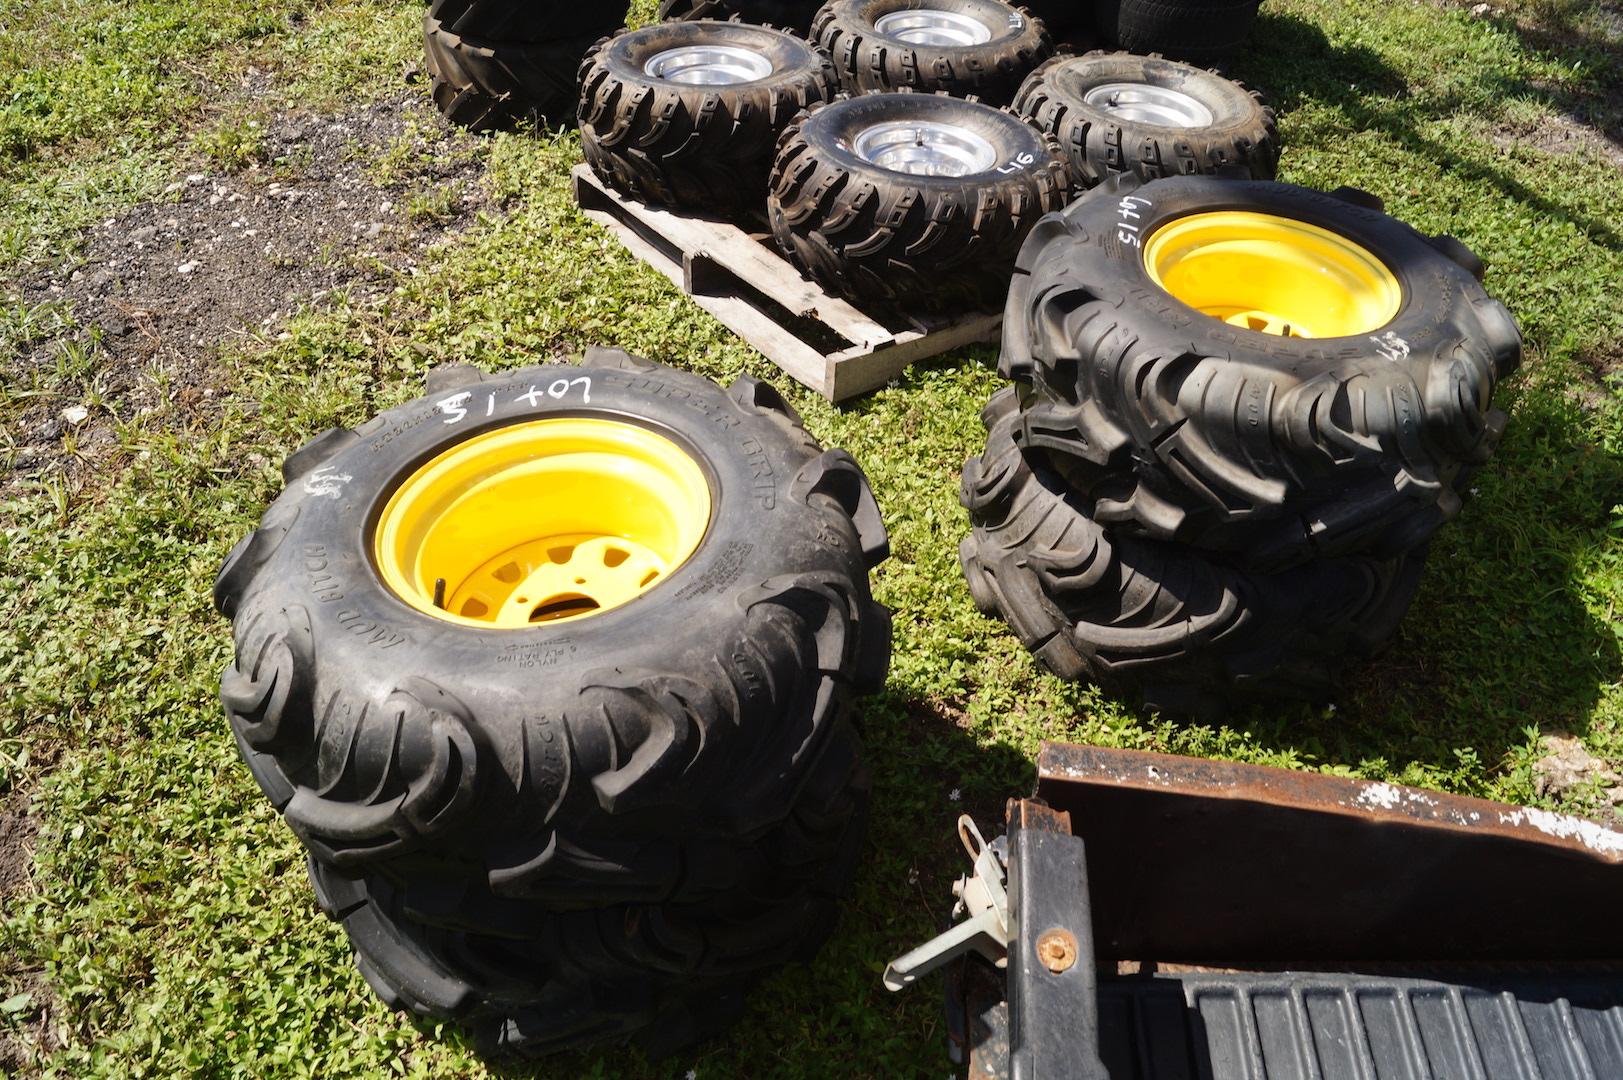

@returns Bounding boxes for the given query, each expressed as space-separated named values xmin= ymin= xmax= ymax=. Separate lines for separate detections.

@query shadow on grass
xmin=1234 ymin=11 xmax=1623 ymax=249
xmin=1228 ymin=377 xmax=1622 ymax=778
xmin=1490 ymin=0 xmax=1623 ymax=148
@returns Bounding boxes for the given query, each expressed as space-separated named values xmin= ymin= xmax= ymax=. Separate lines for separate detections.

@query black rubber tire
xmin=960 ymin=389 xmax=1426 ymax=717
xmin=423 ymin=15 xmax=609 ymax=131
xmin=1002 ymin=174 xmax=1521 ymax=570
xmin=1018 ymin=0 xmax=1095 ymax=43
xmin=1012 ymin=51 xmax=1278 ymax=185
xmin=811 ymin=0 xmax=1054 ymax=106
xmin=578 ymin=21 xmax=839 ymax=215
xmin=1095 ymin=0 xmax=1261 ymax=66
xmin=215 ymin=348 xmax=891 ymax=906
xmin=428 ymin=0 xmax=627 ymax=41
xmin=657 ymin=0 xmax=827 ymax=34
xmin=303 ymin=713 xmax=869 ymax=1056
xmin=768 ymin=90 xmax=1073 ymax=310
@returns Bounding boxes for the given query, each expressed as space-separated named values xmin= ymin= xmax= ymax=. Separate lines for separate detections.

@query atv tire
xmin=768 ymin=90 xmax=1073 ymax=310
xmin=657 ymin=0 xmax=828 ymax=34
xmin=1002 ymin=175 xmax=1520 ymax=569
xmin=960 ymin=389 xmax=1425 ymax=717
xmin=1017 ymin=0 xmax=1095 ymax=44
xmin=1013 ymin=51 xmax=1278 ymax=185
xmin=1096 ymin=0 xmax=1261 ymax=66
xmin=578 ymin=21 xmax=839 ymax=214
xmin=811 ymin=0 xmax=1054 ymax=106
xmin=216 ymin=349 xmax=890 ymax=912
xmin=424 ymin=14 xmax=610 ymax=131
xmin=428 ymin=0 xmax=627 ymax=41
xmin=304 ymin=714 xmax=868 ymax=1056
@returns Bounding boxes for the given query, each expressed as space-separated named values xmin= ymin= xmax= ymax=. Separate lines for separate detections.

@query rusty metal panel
xmin=1034 ymin=743 xmax=1623 ymax=963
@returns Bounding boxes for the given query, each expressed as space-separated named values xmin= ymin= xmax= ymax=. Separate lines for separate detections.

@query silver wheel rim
xmin=643 ymin=44 xmax=774 ymax=85
xmin=874 ymin=9 xmax=994 ymax=46
xmin=851 ymin=119 xmax=999 ymax=177
xmin=1081 ymin=82 xmax=1215 ymax=127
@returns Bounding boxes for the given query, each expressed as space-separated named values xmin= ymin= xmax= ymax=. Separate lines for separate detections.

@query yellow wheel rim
xmin=374 ymin=418 xmax=711 ymax=628
xmin=1143 ymin=211 xmax=1402 ymax=339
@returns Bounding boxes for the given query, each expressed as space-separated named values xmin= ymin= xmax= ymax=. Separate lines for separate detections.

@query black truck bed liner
xmin=1098 ymin=972 xmax=1623 ymax=1080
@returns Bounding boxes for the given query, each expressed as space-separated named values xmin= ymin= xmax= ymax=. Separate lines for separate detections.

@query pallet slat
xmin=572 ymin=165 xmax=1001 ymax=402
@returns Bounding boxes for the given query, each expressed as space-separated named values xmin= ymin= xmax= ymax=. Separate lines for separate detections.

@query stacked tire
xmin=1095 ymin=0 xmax=1263 ymax=65
xmin=657 ymin=0 xmax=1059 ymax=101
xmin=961 ymin=175 xmax=1522 ymax=716
xmin=768 ymin=89 xmax=1074 ymax=310
xmin=577 ymin=20 xmax=841 ymax=216
xmin=658 ymin=0 xmax=828 ymax=34
xmin=810 ymin=0 xmax=1055 ymax=105
xmin=425 ymin=0 xmax=627 ymax=130
xmin=215 ymin=350 xmax=893 ymax=1055
xmin=1013 ymin=51 xmax=1279 ymax=185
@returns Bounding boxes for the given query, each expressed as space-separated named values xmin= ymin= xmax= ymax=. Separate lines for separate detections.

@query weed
xmin=404 ymin=184 xmax=459 ymax=225
xmin=193 ymin=114 xmax=269 ymax=172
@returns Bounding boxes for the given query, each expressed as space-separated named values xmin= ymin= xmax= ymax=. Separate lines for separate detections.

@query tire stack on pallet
xmin=421 ymin=0 xmax=1292 ymax=330
xmin=579 ymin=0 xmax=1076 ymax=315
xmin=960 ymin=174 xmax=1524 ymax=717
xmin=215 ymin=351 xmax=893 ymax=1057
xmin=655 ymin=0 xmax=1260 ymax=56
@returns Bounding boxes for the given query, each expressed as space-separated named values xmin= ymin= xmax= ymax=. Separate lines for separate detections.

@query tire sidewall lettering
xmin=302 ymin=544 xmax=345 ymax=604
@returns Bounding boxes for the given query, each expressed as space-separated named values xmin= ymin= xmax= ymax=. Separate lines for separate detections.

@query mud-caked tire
xmin=1003 ymin=175 xmax=1521 ymax=569
xmin=960 ymin=389 xmax=1425 ymax=717
xmin=578 ymin=21 xmax=839 ymax=215
xmin=424 ymin=14 xmax=613 ymax=131
xmin=216 ymin=349 xmax=889 ymax=918
xmin=1013 ymin=51 xmax=1278 ymax=185
xmin=811 ymin=0 xmax=1055 ymax=106
xmin=769 ymin=90 xmax=1073 ymax=310
xmin=657 ymin=0 xmax=827 ymax=34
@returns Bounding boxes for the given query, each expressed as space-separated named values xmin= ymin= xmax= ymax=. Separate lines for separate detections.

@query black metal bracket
xmin=1005 ymin=799 xmax=1110 ymax=1080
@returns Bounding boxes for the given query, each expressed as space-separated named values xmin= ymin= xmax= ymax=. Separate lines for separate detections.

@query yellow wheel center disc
xmin=373 ymin=418 xmax=711 ymax=628
xmin=1143 ymin=211 xmax=1402 ymax=339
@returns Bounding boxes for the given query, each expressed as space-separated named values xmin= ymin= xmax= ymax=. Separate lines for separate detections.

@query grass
xmin=193 ymin=114 xmax=272 ymax=173
xmin=1 ymin=0 xmax=1621 ymax=1075
xmin=404 ymin=184 xmax=461 ymax=225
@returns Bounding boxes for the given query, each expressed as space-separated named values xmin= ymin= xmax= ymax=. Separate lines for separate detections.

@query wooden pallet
xmin=572 ymin=164 xmax=1002 ymax=403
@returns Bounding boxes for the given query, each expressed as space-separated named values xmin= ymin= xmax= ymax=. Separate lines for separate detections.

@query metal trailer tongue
xmin=885 ymin=742 xmax=1623 ymax=1079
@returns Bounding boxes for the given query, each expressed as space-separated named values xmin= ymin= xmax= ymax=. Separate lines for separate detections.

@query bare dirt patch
xmin=0 ymin=783 xmax=36 ymax=905
xmin=1562 ymin=341 xmax=1622 ymax=414
xmin=1577 ymin=341 xmax=1621 ymax=383
xmin=1488 ymin=106 xmax=1623 ymax=167
xmin=3 ymin=89 xmax=494 ymax=495
xmin=0 ymin=781 xmax=55 ymax=1075
xmin=1534 ymin=732 xmax=1623 ymax=823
